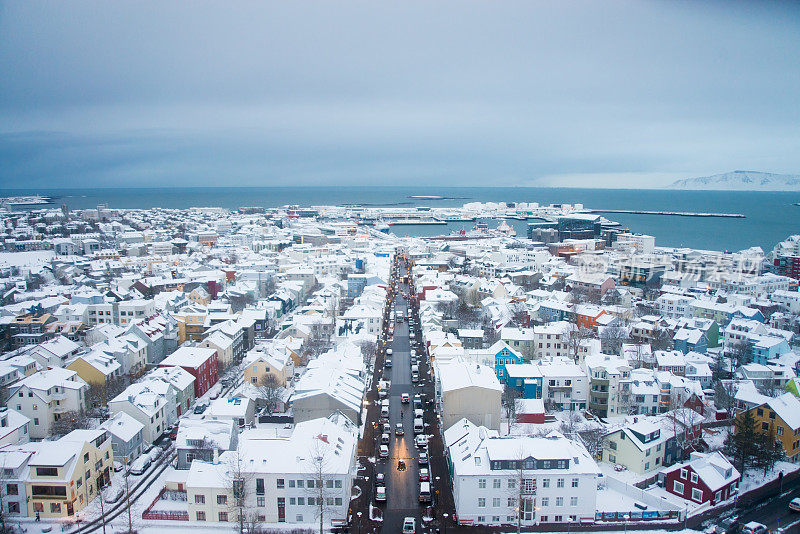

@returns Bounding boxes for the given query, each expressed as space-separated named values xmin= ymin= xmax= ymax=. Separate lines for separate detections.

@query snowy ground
xmin=740 ymin=459 xmax=800 ymax=493
xmin=599 ymin=461 xmax=652 ymax=485
xmin=0 ymin=250 xmax=55 ymax=269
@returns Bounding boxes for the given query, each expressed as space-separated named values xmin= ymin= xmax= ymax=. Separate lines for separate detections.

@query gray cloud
xmin=1 ymin=0 xmax=798 ymax=188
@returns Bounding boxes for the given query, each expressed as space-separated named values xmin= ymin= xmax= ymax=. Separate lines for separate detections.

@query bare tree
xmin=502 ymin=387 xmax=522 ymax=435
xmin=727 ymin=341 xmax=751 ymax=371
xmin=650 ymin=326 xmax=672 ymax=352
xmin=559 ymin=411 xmax=584 ymax=440
xmin=51 ymin=410 xmax=91 ymax=437
xmin=223 ymin=450 xmax=253 ymax=534
xmin=566 ymin=324 xmax=593 ymax=364
xmin=258 ymin=374 xmax=282 ymax=414
xmin=577 ymin=427 xmax=605 ymax=459
xmin=600 ymin=326 xmax=628 ymax=356
xmin=307 ymin=440 xmax=335 ymax=534
xmin=507 ymin=447 xmax=534 ymax=534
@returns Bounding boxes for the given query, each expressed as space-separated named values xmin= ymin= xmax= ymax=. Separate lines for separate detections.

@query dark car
xmin=193 ymin=404 xmax=207 ymax=414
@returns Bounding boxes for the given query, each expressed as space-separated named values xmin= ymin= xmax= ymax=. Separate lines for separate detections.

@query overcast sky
xmin=1 ymin=1 xmax=799 ymax=189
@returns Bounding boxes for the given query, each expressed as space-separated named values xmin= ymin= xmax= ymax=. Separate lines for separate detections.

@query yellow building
xmin=175 ymin=306 xmax=208 ymax=344
xmin=741 ymin=392 xmax=800 ymax=462
xmin=26 ymin=429 xmax=114 ymax=518
xmin=67 ymin=352 xmax=122 ymax=386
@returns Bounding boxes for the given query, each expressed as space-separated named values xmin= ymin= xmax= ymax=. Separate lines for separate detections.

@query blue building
xmin=488 ymin=341 xmax=524 ymax=382
xmin=672 ymin=328 xmax=708 ymax=354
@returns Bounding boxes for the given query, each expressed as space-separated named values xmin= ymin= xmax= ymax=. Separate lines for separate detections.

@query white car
xmin=402 ymin=517 xmax=416 ymax=534
xmin=103 ymin=486 xmax=124 ymax=504
xmin=379 ymin=444 xmax=389 ymax=458
xmin=386 ymin=348 xmax=393 ymax=355
xmin=376 ymin=485 xmax=387 ymax=502
xmin=415 ymin=435 xmax=428 ymax=449
xmin=791 ymin=497 xmax=800 ymax=512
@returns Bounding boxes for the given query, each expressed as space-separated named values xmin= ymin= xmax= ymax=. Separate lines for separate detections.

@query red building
xmin=159 ymin=346 xmax=219 ymax=398
xmin=659 ymin=452 xmax=740 ymax=505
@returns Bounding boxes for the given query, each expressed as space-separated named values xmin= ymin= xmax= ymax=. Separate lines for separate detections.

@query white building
xmin=7 ymin=368 xmax=88 ymax=439
xmin=435 ymin=358 xmax=503 ymax=431
xmin=445 ymin=419 xmax=599 ymax=527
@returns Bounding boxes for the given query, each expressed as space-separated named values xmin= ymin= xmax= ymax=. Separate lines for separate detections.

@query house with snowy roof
xmin=434 ymin=357 xmax=502 ymax=431
xmin=659 ymin=451 xmax=739 ymax=505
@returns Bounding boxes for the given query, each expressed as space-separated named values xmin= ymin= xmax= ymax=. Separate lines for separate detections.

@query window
xmin=690 ymin=472 xmax=698 ymax=484
xmin=84 ymin=453 xmax=90 ymax=463
xmin=477 ymin=516 xmax=485 ymax=523
xmin=478 ymin=478 xmax=486 ymax=489
xmin=778 ymin=426 xmax=785 ymax=436
xmin=334 ymin=480 xmax=342 ymax=488
xmin=541 ymin=497 xmax=549 ymax=506
xmin=556 ymin=478 xmax=564 ymax=488
xmin=35 ymin=467 xmax=57 ymax=477
xmin=680 ymin=468 xmax=687 ymax=479
xmin=555 ymin=497 xmax=564 ymax=507
xmin=217 ymin=495 xmax=228 ymax=505
xmin=673 ymin=481 xmax=684 ymax=494
xmin=507 ymin=497 xmax=514 ymax=507
xmin=8 ymin=502 xmax=19 ymax=514
xmin=6 ymin=484 xmax=18 ymax=496
xmin=50 ymin=503 xmax=61 ymax=513
xmin=335 ymin=498 xmax=342 ymax=506
xmin=542 ymin=478 xmax=550 ymax=488
xmin=194 ymin=495 xmax=205 ymax=504
xmin=257 ymin=497 xmax=265 ymax=507
xmin=691 ymin=488 xmax=703 ymax=502
xmin=554 ymin=515 xmax=563 ymax=522
xmin=308 ymin=497 xmax=316 ymax=506
xmin=277 ymin=478 xmax=284 ymax=489
xmin=77 ymin=478 xmax=82 ymax=488
xmin=570 ymin=496 xmax=578 ymax=506
xmin=508 ymin=479 xmax=516 ymax=489
xmin=296 ymin=515 xmax=303 ymax=522
xmin=326 ymin=480 xmax=333 ymax=488
xmin=288 ymin=480 xmax=295 ymax=488
xmin=256 ymin=478 xmax=265 ymax=495
xmin=307 ymin=479 xmax=314 ymax=488
xmin=493 ymin=479 xmax=501 ymax=489
xmin=571 ymin=478 xmax=579 ymax=488
xmin=219 ymin=512 xmax=228 ymax=522
xmin=196 ymin=511 xmax=206 ymax=521
xmin=297 ymin=497 xmax=305 ymax=505
xmin=762 ymin=422 xmax=769 ymax=431
xmin=540 ymin=516 xmax=548 ymax=523
xmin=297 ymin=480 xmax=304 ymax=488
xmin=478 ymin=498 xmax=486 ymax=508
xmin=492 ymin=498 xmax=501 ymax=507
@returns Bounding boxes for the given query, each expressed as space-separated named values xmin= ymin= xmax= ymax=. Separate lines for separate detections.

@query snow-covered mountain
xmin=668 ymin=171 xmax=800 ymax=191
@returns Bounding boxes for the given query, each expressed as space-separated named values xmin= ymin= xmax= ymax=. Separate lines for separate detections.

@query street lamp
xmin=442 ymin=513 xmax=449 ymax=534
xmin=356 ymin=510 xmax=362 ymax=534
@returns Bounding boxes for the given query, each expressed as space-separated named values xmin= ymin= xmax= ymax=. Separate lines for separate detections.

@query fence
xmin=141 ymin=487 xmax=189 ymax=521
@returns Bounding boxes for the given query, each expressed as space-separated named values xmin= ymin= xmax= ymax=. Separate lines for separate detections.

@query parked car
xmin=790 ymin=497 xmax=800 ymax=512
xmin=402 ymin=517 xmax=416 ymax=534
xmin=386 ymin=348 xmax=393 ymax=355
xmin=376 ymin=485 xmax=387 ymax=502
xmin=419 ymin=468 xmax=429 ymax=482
xmin=415 ymin=435 xmax=428 ymax=449
xmin=379 ymin=445 xmax=389 ymax=458
xmin=193 ymin=403 xmax=208 ymax=414
xmin=401 ymin=393 xmax=410 ymax=404
xmin=385 ymin=359 xmax=393 ymax=368
xmin=148 ymin=446 xmax=164 ymax=463
xmin=129 ymin=455 xmax=151 ymax=475
xmin=103 ymin=486 xmax=124 ymax=504
xmin=375 ymin=472 xmax=385 ymax=486
xmin=381 ymin=433 xmax=390 ymax=445
xmin=418 ymin=452 xmax=428 ymax=465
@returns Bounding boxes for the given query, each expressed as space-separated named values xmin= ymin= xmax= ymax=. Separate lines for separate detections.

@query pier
xmin=586 ymin=209 xmax=745 ymax=218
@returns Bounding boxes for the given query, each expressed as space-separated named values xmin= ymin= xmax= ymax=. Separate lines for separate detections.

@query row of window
xmin=476 ymin=496 xmax=579 ymax=508
xmin=476 ymin=477 xmax=579 ymax=489
xmin=473 ymin=514 xmax=578 ymax=524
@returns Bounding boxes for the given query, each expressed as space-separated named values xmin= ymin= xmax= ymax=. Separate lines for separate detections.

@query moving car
xmin=375 ymin=485 xmax=387 ymax=502
xmin=791 ymin=497 xmax=800 ymax=512
xmin=395 ymin=423 xmax=404 ymax=436
xmin=386 ymin=348 xmax=393 ymax=355
xmin=402 ymin=517 xmax=416 ymax=534
xmin=193 ymin=403 xmax=207 ymax=414
xmin=741 ymin=522 xmax=768 ymax=534
xmin=401 ymin=393 xmax=410 ymax=404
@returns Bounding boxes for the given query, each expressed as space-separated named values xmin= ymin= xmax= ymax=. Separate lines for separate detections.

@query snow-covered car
xmin=103 ymin=486 xmax=124 ymax=504
xmin=791 ymin=497 xmax=800 ymax=512
xmin=379 ymin=445 xmax=389 ymax=458
xmin=402 ymin=517 xmax=416 ymax=534
xmin=415 ymin=435 xmax=428 ymax=449
xmin=375 ymin=485 xmax=387 ymax=502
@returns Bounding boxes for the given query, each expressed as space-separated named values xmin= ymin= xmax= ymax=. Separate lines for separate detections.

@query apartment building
xmin=445 ymin=418 xmax=599 ymax=527
xmin=7 ymin=368 xmax=88 ymax=439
